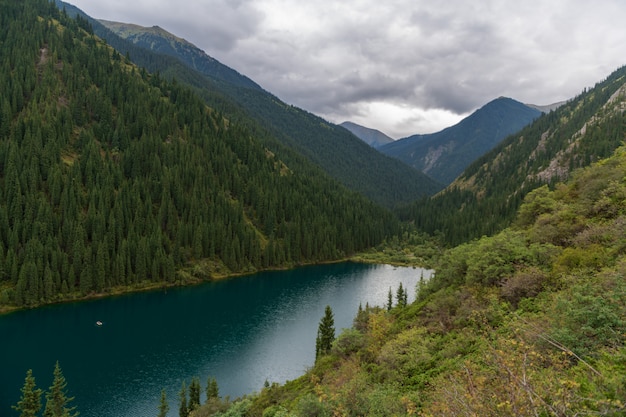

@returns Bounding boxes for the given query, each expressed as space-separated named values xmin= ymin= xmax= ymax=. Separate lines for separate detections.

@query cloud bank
xmin=67 ymin=0 xmax=626 ymax=138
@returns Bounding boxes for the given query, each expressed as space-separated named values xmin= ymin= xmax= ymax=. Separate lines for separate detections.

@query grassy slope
xmin=194 ymin=146 xmax=626 ymax=416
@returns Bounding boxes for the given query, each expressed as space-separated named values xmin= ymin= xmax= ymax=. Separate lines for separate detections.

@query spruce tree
xmin=178 ymin=381 xmax=188 ymax=417
xmin=315 ymin=305 xmax=335 ymax=360
xmin=12 ymin=369 xmax=42 ymax=417
xmin=387 ymin=287 xmax=393 ymax=311
xmin=44 ymin=361 xmax=78 ymax=417
xmin=188 ymin=377 xmax=200 ymax=411
xmin=157 ymin=389 xmax=169 ymax=417
xmin=205 ymin=377 xmax=219 ymax=403
xmin=396 ymin=283 xmax=407 ymax=308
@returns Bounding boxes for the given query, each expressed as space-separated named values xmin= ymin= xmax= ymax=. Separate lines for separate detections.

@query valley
xmin=1 ymin=1 xmax=625 ymax=417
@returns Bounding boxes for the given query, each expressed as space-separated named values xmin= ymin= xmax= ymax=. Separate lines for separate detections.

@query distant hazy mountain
xmin=378 ymin=97 xmax=542 ymax=185
xmin=339 ymin=121 xmax=395 ymax=148
xmin=525 ymin=101 xmax=567 ymax=113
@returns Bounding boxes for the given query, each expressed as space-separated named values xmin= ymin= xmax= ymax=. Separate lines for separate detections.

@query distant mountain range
xmin=339 ymin=122 xmax=394 ymax=148
xmin=377 ymin=97 xmax=544 ymax=185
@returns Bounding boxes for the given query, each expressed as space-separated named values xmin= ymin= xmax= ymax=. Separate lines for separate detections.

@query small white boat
xmin=96 ymin=321 xmax=103 ymax=326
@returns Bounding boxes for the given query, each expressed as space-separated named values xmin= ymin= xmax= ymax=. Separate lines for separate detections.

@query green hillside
xmin=403 ymin=66 xmax=626 ymax=246
xmin=0 ymin=0 xmax=399 ymax=310
xmin=195 ymin=141 xmax=626 ymax=417
xmin=87 ymin=18 xmax=443 ymax=208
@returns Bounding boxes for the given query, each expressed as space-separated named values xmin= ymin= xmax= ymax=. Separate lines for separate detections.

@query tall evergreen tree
xmin=178 ymin=381 xmax=188 ymax=417
xmin=12 ymin=369 xmax=42 ymax=417
xmin=44 ymin=361 xmax=78 ymax=417
xmin=315 ymin=305 xmax=335 ymax=361
xmin=157 ymin=388 xmax=169 ymax=417
xmin=205 ymin=377 xmax=219 ymax=403
xmin=396 ymin=283 xmax=408 ymax=308
xmin=188 ymin=377 xmax=200 ymax=411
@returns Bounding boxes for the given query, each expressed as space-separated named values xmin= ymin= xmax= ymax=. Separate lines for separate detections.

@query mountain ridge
xmin=378 ymin=97 xmax=542 ymax=184
xmin=404 ymin=65 xmax=626 ymax=245
xmin=86 ymin=16 xmax=442 ymax=207
xmin=97 ymin=19 xmax=263 ymax=91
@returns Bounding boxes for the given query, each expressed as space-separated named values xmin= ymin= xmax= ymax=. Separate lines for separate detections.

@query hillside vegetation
xmin=0 ymin=0 xmax=398 ymax=310
xmin=405 ymin=66 xmax=626 ymax=246
xmin=194 ymin=144 xmax=626 ymax=417
xmin=71 ymin=13 xmax=443 ymax=208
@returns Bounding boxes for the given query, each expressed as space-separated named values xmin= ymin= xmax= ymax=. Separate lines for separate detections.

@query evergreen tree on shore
xmin=188 ymin=377 xmax=201 ymax=411
xmin=157 ymin=389 xmax=169 ymax=417
xmin=12 ymin=370 xmax=42 ymax=417
xmin=44 ymin=361 xmax=78 ymax=417
xmin=315 ymin=305 xmax=335 ymax=360
xmin=178 ymin=381 xmax=188 ymax=417
xmin=205 ymin=377 xmax=219 ymax=402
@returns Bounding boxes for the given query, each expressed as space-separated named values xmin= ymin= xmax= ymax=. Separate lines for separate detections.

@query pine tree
xmin=12 ymin=369 xmax=42 ymax=417
xmin=396 ymin=283 xmax=407 ymax=308
xmin=44 ymin=361 xmax=78 ymax=417
xmin=178 ymin=381 xmax=188 ymax=417
xmin=387 ymin=287 xmax=393 ymax=311
xmin=188 ymin=377 xmax=200 ymax=411
xmin=205 ymin=377 xmax=219 ymax=403
xmin=315 ymin=305 xmax=335 ymax=361
xmin=157 ymin=388 xmax=169 ymax=417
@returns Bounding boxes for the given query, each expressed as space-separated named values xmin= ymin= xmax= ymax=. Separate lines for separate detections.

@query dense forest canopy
xmin=0 ymin=0 xmax=399 ymax=309
xmin=59 ymin=4 xmax=443 ymax=209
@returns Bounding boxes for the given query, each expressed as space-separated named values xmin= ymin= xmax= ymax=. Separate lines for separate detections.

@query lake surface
xmin=0 ymin=262 xmax=431 ymax=417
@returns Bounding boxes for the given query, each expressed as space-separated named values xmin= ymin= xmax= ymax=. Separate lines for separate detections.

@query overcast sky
xmin=66 ymin=0 xmax=626 ymax=138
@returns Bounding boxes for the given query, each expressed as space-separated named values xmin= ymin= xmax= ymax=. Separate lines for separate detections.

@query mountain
xmin=403 ymin=65 xmax=626 ymax=246
xmin=97 ymin=19 xmax=262 ymax=91
xmin=74 ymin=17 xmax=442 ymax=208
xmin=378 ymin=97 xmax=542 ymax=185
xmin=0 ymin=0 xmax=400 ymax=309
xmin=339 ymin=121 xmax=395 ymax=148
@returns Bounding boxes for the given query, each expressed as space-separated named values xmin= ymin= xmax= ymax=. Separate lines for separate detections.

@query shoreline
xmin=0 ymin=257 xmax=369 ymax=316
xmin=0 ymin=250 xmax=430 ymax=316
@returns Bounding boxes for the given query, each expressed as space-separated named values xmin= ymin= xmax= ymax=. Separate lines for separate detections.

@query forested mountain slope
xmin=64 ymin=13 xmax=443 ymax=208
xmin=403 ymin=66 xmax=626 ymax=245
xmin=379 ymin=97 xmax=542 ymax=185
xmin=196 ymin=136 xmax=626 ymax=417
xmin=0 ymin=0 xmax=399 ymax=309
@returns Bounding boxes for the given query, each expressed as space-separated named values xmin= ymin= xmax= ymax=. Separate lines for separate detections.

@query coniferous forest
xmin=3 ymin=1 xmax=626 ymax=417
xmin=0 ymin=0 xmax=398 ymax=309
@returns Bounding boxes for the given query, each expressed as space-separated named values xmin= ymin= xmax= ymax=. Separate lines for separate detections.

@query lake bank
xmin=1 ymin=262 xmax=432 ymax=417
xmin=0 ymin=253 xmax=417 ymax=316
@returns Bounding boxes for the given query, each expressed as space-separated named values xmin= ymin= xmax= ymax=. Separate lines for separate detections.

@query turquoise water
xmin=0 ymin=262 xmax=431 ymax=416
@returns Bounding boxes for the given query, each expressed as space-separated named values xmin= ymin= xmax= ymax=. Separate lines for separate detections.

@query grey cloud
xmin=68 ymin=0 xmax=626 ymax=137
